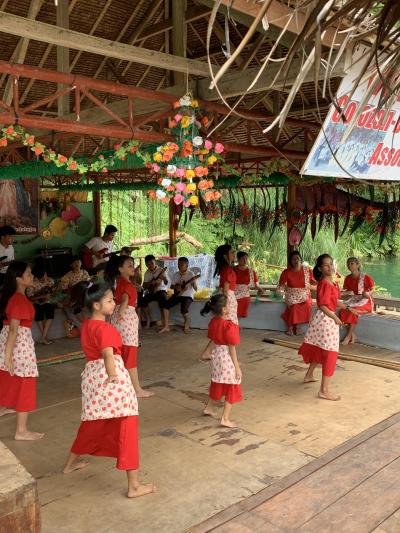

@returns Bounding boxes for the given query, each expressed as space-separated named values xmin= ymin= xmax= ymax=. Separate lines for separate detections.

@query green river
xmin=362 ymin=257 xmax=400 ymax=298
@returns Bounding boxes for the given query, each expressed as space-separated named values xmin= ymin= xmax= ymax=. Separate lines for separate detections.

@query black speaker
xmin=37 ymin=248 xmax=73 ymax=278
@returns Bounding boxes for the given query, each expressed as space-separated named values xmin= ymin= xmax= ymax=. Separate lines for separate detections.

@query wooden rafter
xmin=0 ymin=11 xmax=213 ymax=77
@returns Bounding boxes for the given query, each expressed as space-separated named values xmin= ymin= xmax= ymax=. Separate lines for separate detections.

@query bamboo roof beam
xmin=1 ymin=0 xmax=44 ymax=104
xmin=0 ymin=11 xmax=213 ymax=77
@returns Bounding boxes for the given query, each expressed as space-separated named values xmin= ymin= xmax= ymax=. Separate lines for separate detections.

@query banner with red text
xmin=302 ymin=44 xmax=400 ymax=181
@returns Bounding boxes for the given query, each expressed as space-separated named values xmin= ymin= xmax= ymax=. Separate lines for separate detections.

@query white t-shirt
xmin=0 ymin=243 xmax=15 ymax=274
xmin=85 ymin=237 xmax=114 ymax=268
xmin=144 ymin=266 xmax=169 ymax=292
xmin=172 ymin=269 xmax=196 ymax=299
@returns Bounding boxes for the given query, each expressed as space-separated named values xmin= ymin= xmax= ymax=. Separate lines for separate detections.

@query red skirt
xmin=70 ymin=415 xmax=139 ymax=471
xmin=0 ymin=370 xmax=36 ymax=412
xmin=209 ymin=381 xmax=242 ymax=404
xmin=237 ymin=297 xmax=250 ymax=318
xmin=298 ymin=343 xmax=337 ymax=377
xmin=281 ymin=299 xmax=312 ymax=327
xmin=121 ymin=345 xmax=138 ymax=369
xmin=340 ymin=300 xmax=373 ymax=325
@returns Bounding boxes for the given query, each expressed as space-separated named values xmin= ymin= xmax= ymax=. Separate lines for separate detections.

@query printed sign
xmin=302 ymin=45 xmax=400 ymax=181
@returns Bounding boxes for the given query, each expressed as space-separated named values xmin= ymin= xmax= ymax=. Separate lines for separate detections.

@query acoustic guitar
xmin=143 ymin=267 xmax=168 ymax=297
xmin=173 ymin=273 xmax=201 ymax=296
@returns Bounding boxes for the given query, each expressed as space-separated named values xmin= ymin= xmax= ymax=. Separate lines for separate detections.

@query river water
xmin=362 ymin=257 xmax=400 ymax=298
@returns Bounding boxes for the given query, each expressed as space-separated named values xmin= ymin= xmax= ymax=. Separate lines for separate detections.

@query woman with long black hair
xmin=0 ymin=261 xmax=44 ymax=440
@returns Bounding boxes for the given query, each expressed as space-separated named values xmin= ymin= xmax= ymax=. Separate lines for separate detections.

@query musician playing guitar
xmin=26 ymin=262 xmax=56 ymax=345
xmin=0 ymin=225 xmax=16 ymax=286
xmin=164 ymin=257 xmax=200 ymax=334
xmin=82 ymin=224 xmax=117 ymax=273
xmin=140 ymin=254 xmax=169 ymax=332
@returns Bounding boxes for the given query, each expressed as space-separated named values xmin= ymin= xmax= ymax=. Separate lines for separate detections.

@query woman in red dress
xmin=63 ymin=282 xmax=155 ymax=499
xmin=279 ymin=251 xmax=316 ymax=335
xmin=110 ymin=256 xmax=154 ymax=398
xmin=298 ymin=254 xmax=358 ymax=401
xmin=0 ymin=261 xmax=44 ymax=440
xmin=201 ymin=294 xmax=242 ymax=428
xmin=340 ymin=257 xmax=374 ymax=345
xmin=234 ymin=251 xmax=263 ymax=318
xmin=214 ymin=244 xmax=239 ymax=330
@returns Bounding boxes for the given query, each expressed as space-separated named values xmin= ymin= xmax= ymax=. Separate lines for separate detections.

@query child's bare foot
xmin=342 ymin=335 xmax=351 ymax=345
xmin=318 ymin=391 xmax=341 ymax=401
xmin=304 ymin=376 xmax=318 ymax=383
xmin=184 ymin=325 xmax=190 ymax=334
xmin=350 ymin=334 xmax=357 ymax=344
xmin=285 ymin=328 xmax=293 ymax=336
xmin=15 ymin=431 xmax=45 ymax=441
xmin=127 ymin=483 xmax=156 ymax=498
xmin=158 ymin=327 xmax=170 ymax=334
xmin=63 ymin=460 xmax=90 ymax=474
xmin=0 ymin=407 xmax=15 ymax=417
xmin=203 ymin=407 xmax=219 ymax=418
xmin=220 ymin=418 xmax=237 ymax=428
xmin=136 ymin=389 xmax=154 ymax=398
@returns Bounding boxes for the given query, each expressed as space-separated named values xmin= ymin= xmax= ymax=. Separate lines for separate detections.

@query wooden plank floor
xmin=190 ymin=413 xmax=400 ymax=533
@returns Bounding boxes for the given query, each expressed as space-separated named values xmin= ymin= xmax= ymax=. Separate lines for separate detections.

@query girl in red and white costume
xmin=63 ymin=283 xmax=155 ymax=499
xmin=201 ymin=294 xmax=242 ymax=428
xmin=0 ymin=261 xmax=44 ymax=440
xmin=214 ymin=244 xmax=239 ymax=330
xmin=234 ymin=251 xmax=263 ymax=318
xmin=110 ymin=256 xmax=154 ymax=398
xmin=298 ymin=254 xmax=358 ymax=401
xmin=279 ymin=251 xmax=316 ymax=336
xmin=340 ymin=257 xmax=374 ymax=345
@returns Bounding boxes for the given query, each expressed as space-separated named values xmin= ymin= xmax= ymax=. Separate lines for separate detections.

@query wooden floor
xmin=191 ymin=412 xmax=400 ymax=533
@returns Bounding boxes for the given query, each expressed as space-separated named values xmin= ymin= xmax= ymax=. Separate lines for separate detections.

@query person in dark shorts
xmin=163 ymin=257 xmax=199 ymax=334
xmin=26 ymin=263 xmax=56 ymax=345
xmin=140 ymin=255 xmax=169 ymax=332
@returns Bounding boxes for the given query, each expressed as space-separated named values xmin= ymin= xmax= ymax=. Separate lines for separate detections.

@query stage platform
xmin=2 ymin=329 xmax=400 ymax=532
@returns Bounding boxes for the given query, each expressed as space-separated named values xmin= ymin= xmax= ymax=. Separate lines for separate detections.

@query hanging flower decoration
xmin=0 ymin=125 xmax=140 ymax=175
xmin=144 ymin=94 xmax=225 ymax=207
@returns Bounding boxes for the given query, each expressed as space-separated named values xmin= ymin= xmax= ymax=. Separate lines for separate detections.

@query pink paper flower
xmin=204 ymin=140 xmax=213 ymax=150
xmin=174 ymin=194 xmax=184 ymax=205
xmin=183 ymin=201 xmax=191 ymax=208
xmin=175 ymin=182 xmax=187 ymax=192
xmin=214 ymin=142 xmax=224 ymax=154
xmin=174 ymin=113 xmax=182 ymax=122
xmin=176 ymin=168 xmax=185 ymax=178
xmin=152 ymin=163 xmax=161 ymax=172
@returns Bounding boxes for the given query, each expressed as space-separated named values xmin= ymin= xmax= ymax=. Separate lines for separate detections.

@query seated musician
xmin=139 ymin=254 xmax=169 ymax=332
xmin=163 ymin=257 xmax=198 ymax=334
xmin=26 ymin=262 xmax=56 ymax=345
xmin=82 ymin=224 xmax=117 ymax=273
xmin=60 ymin=256 xmax=91 ymax=337
xmin=0 ymin=225 xmax=16 ymax=287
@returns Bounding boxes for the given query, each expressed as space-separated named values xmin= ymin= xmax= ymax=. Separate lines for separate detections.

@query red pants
xmin=70 ymin=415 xmax=139 ymax=470
xmin=236 ymin=297 xmax=250 ymax=318
xmin=121 ymin=345 xmax=138 ymax=369
xmin=209 ymin=381 xmax=242 ymax=404
xmin=298 ymin=343 xmax=338 ymax=377
xmin=0 ymin=370 xmax=36 ymax=411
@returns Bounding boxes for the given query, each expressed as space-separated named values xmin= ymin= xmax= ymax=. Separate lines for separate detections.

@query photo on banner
xmin=0 ymin=178 xmax=39 ymax=234
xmin=302 ymin=44 xmax=400 ymax=181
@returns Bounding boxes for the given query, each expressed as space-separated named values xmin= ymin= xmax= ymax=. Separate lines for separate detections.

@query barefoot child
xmin=110 ymin=256 xmax=154 ymax=398
xmin=214 ymin=244 xmax=239 ymax=331
xmin=63 ymin=282 xmax=155 ymax=498
xmin=298 ymin=254 xmax=358 ymax=401
xmin=200 ymin=294 xmax=242 ymax=428
xmin=0 ymin=261 xmax=44 ymax=440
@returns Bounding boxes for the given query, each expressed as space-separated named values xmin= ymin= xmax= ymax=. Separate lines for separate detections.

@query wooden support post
xmin=168 ymin=199 xmax=178 ymax=257
xmin=93 ymin=186 xmax=102 ymax=237
xmin=287 ymin=181 xmax=296 ymax=260
xmin=56 ymin=0 xmax=70 ymax=116
xmin=172 ymin=0 xmax=187 ymax=87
